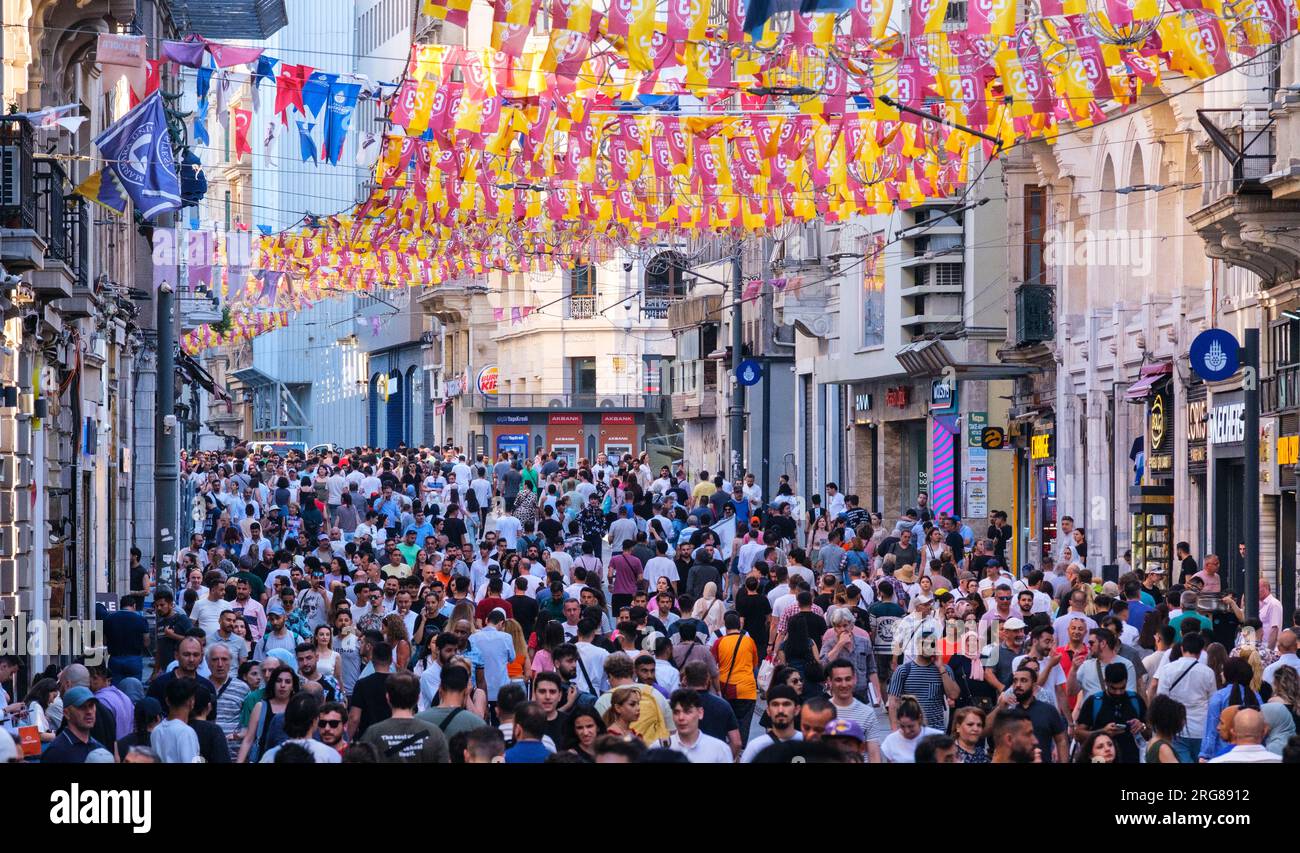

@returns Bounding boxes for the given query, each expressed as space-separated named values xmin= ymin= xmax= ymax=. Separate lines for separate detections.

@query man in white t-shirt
xmin=189 ymin=573 xmax=234 ymax=637
xmin=668 ymin=689 xmax=734 ymax=763
xmin=643 ymin=541 xmax=680 ymax=592
xmin=494 ymin=511 xmax=522 ymax=550
xmin=739 ymin=684 xmax=802 ymax=762
xmin=1153 ymin=632 xmax=1218 ymax=763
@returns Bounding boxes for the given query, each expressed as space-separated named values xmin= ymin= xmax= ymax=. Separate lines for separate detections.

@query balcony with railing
xmin=668 ymin=359 xmax=719 ymax=420
xmin=641 ymin=295 xmax=683 ymax=320
xmin=1188 ymin=107 xmax=1300 ymax=289
xmin=1015 ymin=284 xmax=1055 ymax=346
xmin=566 ymin=294 xmax=598 ymax=319
xmin=1 ymin=121 xmax=88 ymax=299
xmin=1263 ymin=363 xmax=1300 ymax=415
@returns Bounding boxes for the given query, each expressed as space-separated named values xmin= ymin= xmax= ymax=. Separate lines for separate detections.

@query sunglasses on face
xmin=318 ymin=719 xmax=343 ymax=728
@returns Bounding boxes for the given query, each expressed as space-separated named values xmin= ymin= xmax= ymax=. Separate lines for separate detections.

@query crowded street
xmin=3 ymin=0 xmax=1300 ymax=813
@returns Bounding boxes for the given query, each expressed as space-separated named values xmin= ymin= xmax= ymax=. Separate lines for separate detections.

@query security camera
xmin=1 ymin=272 xmax=20 ymax=289
xmin=622 ymin=260 xmax=633 ymax=272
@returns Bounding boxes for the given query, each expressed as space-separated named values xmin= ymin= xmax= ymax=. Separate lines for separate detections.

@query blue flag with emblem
xmin=301 ymin=71 xmax=339 ymax=117
xmin=93 ymin=91 xmax=182 ymax=220
xmin=296 ymin=118 xmax=317 ymax=164
xmin=322 ymin=81 xmax=360 ymax=165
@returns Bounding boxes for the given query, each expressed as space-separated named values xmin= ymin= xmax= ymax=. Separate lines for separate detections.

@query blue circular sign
xmin=736 ymin=359 xmax=763 ymax=387
xmin=1189 ymin=329 xmax=1240 ymax=382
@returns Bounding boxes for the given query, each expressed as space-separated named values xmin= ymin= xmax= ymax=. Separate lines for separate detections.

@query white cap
xmin=1003 ymin=617 xmax=1028 ymax=630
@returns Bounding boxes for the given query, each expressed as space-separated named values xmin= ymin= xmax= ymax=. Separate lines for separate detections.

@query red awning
xmin=1124 ymin=362 xmax=1173 ymax=401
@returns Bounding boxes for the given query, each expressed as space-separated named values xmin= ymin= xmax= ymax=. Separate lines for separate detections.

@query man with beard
xmin=987 ymin=667 xmax=1068 ymax=762
xmin=739 ymin=684 xmax=802 ymax=762
xmin=990 ymin=707 xmax=1039 ymax=763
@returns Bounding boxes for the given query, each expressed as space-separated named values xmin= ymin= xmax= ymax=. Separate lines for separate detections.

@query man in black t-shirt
xmin=347 ymin=642 xmax=394 ymax=739
xmin=1176 ymin=541 xmax=1197 ymax=586
xmin=734 ymin=576 xmax=773 ymax=652
xmin=1074 ymin=662 xmax=1147 ymax=763
xmin=508 ymin=576 xmax=540 ymax=637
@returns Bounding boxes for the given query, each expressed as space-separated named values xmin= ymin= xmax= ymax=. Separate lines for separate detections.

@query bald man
xmin=1208 ymin=709 xmax=1281 ymax=763
xmin=1263 ymin=630 xmax=1300 ymax=687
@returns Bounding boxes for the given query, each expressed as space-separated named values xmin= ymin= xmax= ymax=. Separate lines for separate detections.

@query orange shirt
xmin=712 ymin=633 xmax=759 ymax=701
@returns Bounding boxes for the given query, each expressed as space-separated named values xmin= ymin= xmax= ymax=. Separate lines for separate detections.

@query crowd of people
xmin=3 ymin=442 xmax=1299 ymax=765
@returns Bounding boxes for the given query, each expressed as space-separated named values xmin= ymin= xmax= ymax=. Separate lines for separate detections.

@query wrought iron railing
xmin=1015 ymin=284 xmax=1055 ymax=345
xmin=1262 ymin=364 xmax=1300 ymax=414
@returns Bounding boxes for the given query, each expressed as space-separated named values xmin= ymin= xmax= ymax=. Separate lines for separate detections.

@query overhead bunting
xmin=173 ymin=0 xmax=1300 ymax=353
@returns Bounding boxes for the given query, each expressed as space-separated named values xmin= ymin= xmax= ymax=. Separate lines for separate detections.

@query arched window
xmin=643 ymin=252 xmax=687 ymax=318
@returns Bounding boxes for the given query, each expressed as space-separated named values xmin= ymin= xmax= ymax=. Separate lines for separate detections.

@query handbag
xmin=720 ymin=633 xmax=746 ymax=701
xmin=756 ymin=656 xmax=776 ymax=694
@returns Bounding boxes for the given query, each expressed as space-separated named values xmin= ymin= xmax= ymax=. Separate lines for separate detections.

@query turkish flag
xmin=233 ymin=108 xmax=252 ymax=161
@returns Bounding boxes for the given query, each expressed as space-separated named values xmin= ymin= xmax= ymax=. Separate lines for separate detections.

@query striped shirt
xmin=828 ymin=698 xmax=886 ymax=744
xmin=887 ymin=660 xmax=952 ymax=731
xmin=211 ymin=675 xmax=250 ymax=760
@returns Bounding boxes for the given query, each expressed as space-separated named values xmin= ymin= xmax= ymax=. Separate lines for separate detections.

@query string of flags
xmin=108 ymin=0 xmax=1300 ymax=354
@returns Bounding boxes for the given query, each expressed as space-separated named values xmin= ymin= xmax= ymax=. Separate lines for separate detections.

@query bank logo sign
xmin=1189 ymin=328 xmax=1240 ymax=383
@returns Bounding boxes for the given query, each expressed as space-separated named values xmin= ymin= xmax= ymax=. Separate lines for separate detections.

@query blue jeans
xmin=109 ymin=655 xmax=143 ymax=683
xmin=1172 ymin=736 xmax=1200 ymax=763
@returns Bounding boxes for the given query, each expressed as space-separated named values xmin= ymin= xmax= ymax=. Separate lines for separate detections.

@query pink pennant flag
xmin=493 ymin=307 xmax=505 ymax=322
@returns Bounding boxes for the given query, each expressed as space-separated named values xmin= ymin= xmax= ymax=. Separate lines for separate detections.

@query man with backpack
xmin=1074 ymin=662 xmax=1149 ymax=763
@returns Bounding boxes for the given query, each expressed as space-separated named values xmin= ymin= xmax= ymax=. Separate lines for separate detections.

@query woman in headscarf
xmin=691 ymin=581 xmax=726 ymax=637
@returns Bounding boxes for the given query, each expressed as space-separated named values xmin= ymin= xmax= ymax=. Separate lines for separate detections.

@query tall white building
xmin=232 ymin=0 xmax=373 ymax=447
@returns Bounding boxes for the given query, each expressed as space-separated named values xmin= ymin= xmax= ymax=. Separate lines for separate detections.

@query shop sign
xmin=476 ymin=365 xmax=499 ymax=396
xmin=1031 ymin=430 xmax=1054 ymax=461
xmin=1261 ymin=418 xmax=1278 ymax=495
xmin=548 ymin=413 xmax=583 ymax=425
xmin=930 ymin=378 xmax=957 ymax=414
xmin=1187 ymin=397 xmax=1207 ymax=465
xmin=981 ymin=427 xmax=1006 ymax=449
xmin=1146 ymin=382 xmax=1173 ymax=475
xmin=1209 ymin=402 xmax=1246 ymax=445
xmin=886 ymin=386 xmax=910 ymax=408
xmin=1279 ymin=434 xmax=1299 ymax=466
xmin=601 ymin=413 xmax=635 ymax=425
xmin=853 ymin=391 xmax=872 ymax=424
xmin=495 ymin=415 xmax=529 ymax=425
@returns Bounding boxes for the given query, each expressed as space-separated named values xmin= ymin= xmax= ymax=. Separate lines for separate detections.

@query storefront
xmin=483 ymin=411 xmax=649 ymax=463
xmin=1028 ymin=419 xmax=1057 ymax=567
xmin=1208 ymin=388 xmax=1248 ymax=593
xmin=598 ymin=414 xmax=638 ymax=461
xmin=1128 ymin=367 xmax=1175 ymax=580
xmin=849 ymin=385 xmax=879 ymax=512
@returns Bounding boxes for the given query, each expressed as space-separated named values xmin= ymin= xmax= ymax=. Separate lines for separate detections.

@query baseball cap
xmin=318 ymin=533 xmax=330 ymax=541
xmin=823 ymin=719 xmax=866 ymax=742
xmin=1148 ymin=566 xmax=1166 ymax=574
xmin=1003 ymin=617 xmax=1027 ymax=630
xmin=85 ymin=748 xmax=115 ymax=764
xmin=63 ymin=686 xmax=97 ymax=708
xmin=913 ymin=594 xmax=934 ymax=605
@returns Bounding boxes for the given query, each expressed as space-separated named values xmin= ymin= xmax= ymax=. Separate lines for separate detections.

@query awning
xmin=176 ymin=350 xmax=230 ymax=402
xmin=894 ymin=338 xmax=1037 ymax=380
xmin=170 ymin=0 xmax=289 ymax=40
xmin=1124 ymin=362 xmax=1173 ymax=401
